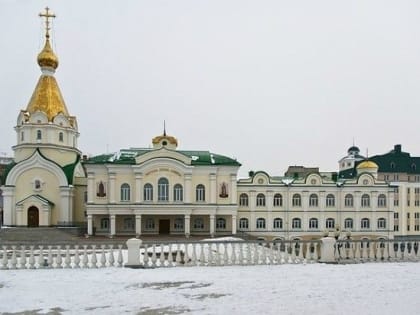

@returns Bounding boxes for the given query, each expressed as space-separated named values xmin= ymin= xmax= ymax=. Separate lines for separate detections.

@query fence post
xmin=125 ymin=238 xmax=142 ymax=268
xmin=319 ymin=237 xmax=336 ymax=263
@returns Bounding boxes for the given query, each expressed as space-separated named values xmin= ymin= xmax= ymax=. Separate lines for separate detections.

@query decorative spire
xmin=37 ymin=7 xmax=59 ymax=71
xmin=163 ymin=120 xmax=167 ymax=136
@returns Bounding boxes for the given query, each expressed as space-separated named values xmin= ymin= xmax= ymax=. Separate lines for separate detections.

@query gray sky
xmin=1 ymin=0 xmax=420 ymax=177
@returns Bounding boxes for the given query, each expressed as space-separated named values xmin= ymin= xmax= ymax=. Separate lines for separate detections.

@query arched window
xmin=216 ymin=218 xmax=226 ymax=230
xmin=377 ymin=218 xmax=386 ymax=229
xmin=344 ymin=218 xmax=353 ymax=230
xmin=326 ymin=218 xmax=335 ymax=229
xmin=59 ymin=132 xmax=64 ymax=142
xmin=97 ymin=181 xmax=106 ymax=197
xmin=326 ymin=194 xmax=335 ymax=207
xmin=361 ymin=194 xmax=370 ymax=207
xmin=273 ymin=194 xmax=283 ymax=207
xmin=239 ymin=193 xmax=249 ymax=206
xmin=193 ymin=218 xmax=204 ymax=230
xmin=123 ymin=217 xmax=134 ymax=230
xmin=145 ymin=218 xmax=155 ymax=230
xmin=158 ymin=178 xmax=169 ymax=201
xmin=196 ymin=184 xmax=205 ymax=202
xmin=344 ymin=194 xmax=354 ymax=207
xmin=361 ymin=218 xmax=370 ymax=229
xmin=292 ymin=194 xmax=301 ymax=207
xmin=173 ymin=184 xmax=183 ymax=202
xmin=256 ymin=193 xmax=266 ymax=207
xmin=120 ymin=183 xmax=130 ymax=201
xmin=292 ymin=218 xmax=301 ymax=229
xmin=256 ymin=218 xmax=266 ymax=229
xmin=100 ymin=218 xmax=109 ymax=230
xmin=273 ymin=218 xmax=283 ymax=229
xmin=174 ymin=218 xmax=184 ymax=230
xmin=144 ymin=183 xmax=153 ymax=201
xmin=309 ymin=194 xmax=318 ymax=207
xmin=36 ymin=130 xmax=42 ymax=140
xmin=309 ymin=218 xmax=318 ymax=229
xmin=378 ymin=194 xmax=387 ymax=207
xmin=239 ymin=218 xmax=249 ymax=230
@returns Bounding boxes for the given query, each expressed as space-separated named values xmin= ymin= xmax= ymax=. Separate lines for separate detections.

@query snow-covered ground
xmin=1 ymin=263 xmax=420 ymax=315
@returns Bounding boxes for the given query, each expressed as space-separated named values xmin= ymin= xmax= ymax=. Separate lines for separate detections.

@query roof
xmin=84 ymin=148 xmax=241 ymax=167
xmin=356 ymin=160 xmax=378 ymax=169
xmin=369 ymin=145 xmax=420 ymax=174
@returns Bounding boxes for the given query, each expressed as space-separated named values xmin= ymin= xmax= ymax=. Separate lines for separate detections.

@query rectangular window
xmin=415 ymin=225 xmax=420 ymax=231
xmin=394 ymin=225 xmax=399 ymax=231
xmin=407 ymin=225 xmax=410 ymax=231
xmin=407 ymin=188 xmax=411 ymax=206
xmin=415 ymin=188 xmax=420 ymax=207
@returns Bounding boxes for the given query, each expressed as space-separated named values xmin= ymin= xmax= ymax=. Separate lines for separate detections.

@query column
xmin=267 ymin=191 xmax=273 ymax=231
xmin=232 ymin=215 xmax=237 ymax=235
xmin=230 ymin=174 xmax=237 ymax=204
xmin=135 ymin=215 xmax=142 ymax=236
xmin=2 ymin=187 xmax=15 ymax=225
xmin=109 ymin=173 xmax=116 ymax=203
xmin=135 ymin=173 xmax=143 ymax=203
xmin=210 ymin=174 xmax=216 ymax=204
xmin=210 ymin=214 xmax=215 ymax=236
xmin=87 ymin=215 xmax=93 ymax=235
xmin=185 ymin=214 xmax=191 ymax=237
xmin=87 ymin=172 xmax=95 ymax=203
xmin=110 ymin=215 xmax=116 ymax=236
xmin=184 ymin=174 xmax=192 ymax=203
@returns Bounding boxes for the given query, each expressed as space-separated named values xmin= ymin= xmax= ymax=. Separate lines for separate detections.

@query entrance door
xmin=159 ymin=219 xmax=170 ymax=234
xmin=27 ymin=206 xmax=39 ymax=227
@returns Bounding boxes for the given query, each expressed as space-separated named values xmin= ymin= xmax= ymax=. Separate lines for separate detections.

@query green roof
xmin=370 ymin=145 xmax=420 ymax=174
xmin=84 ymin=148 xmax=241 ymax=167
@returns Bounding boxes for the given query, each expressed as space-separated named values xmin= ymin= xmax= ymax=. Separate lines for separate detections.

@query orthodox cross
xmin=39 ymin=7 xmax=56 ymax=39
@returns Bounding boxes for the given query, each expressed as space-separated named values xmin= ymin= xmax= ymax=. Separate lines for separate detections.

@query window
xmin=120 ymin=183 xmax=130 ymax=201
xmin=361 ymin=218 xmax=370 ymax=229
xmin=394 ymin=212 xmax=399 ymax=219
xmin=144 ymin=183 xmax=153 ymax=201
xmin=36 ymin=130 xmax=42 ymax=140
xmin=326 ymin=194 xmax=335 ymax=207
xmin=407 ymin=188 xmax=411 ymax=206
xmin=256 ymin=193 xmax=266 ymax=207
xmin=173 ymin=184 xmax=183 ymax=202
xmin=326 ymin=218 xmax=335 ymax=229
xmin=216 ymin=218 xmax=226 ymax=230
xmin=21 ymin=131 xmax=24 ymax=141
xmin=415 ymin=188 xmax=420 ymax=207
xmin=34 ymin=179 xmax=41 ymax=190
xmin=309 ymin=218 xmax=318 ymax=229
xmin=377 ymin=218 xmax=386 ymax=229
xmin=256 ymin=218 xmax=266 ymax=229
xmin=361 ymin=194 xmax=370 ymax=207
xmin=193 ymin=218 xmax=204 ymax=230
xmin=239 ymin=193 xmax=249 ymax=206
xmin=273 ymin=194 xmax=283 ymax=207
xmin=273 ymin=218 xmax=283 ymax=229
xmin=97 ymin=181 xmax=106 ymax=197
xmin=84 ymin=191 xmax=88 ymax=203
xmin=344 ymin=218 xmax=353 ymax=230
xmin=292 ymin=218 xmax=301 ymax=229
xmin=344 ymin=194 xmax=354 ymax=207
xmin=394 ymin=188 xmax=399 ymax=206
xmin=174 ymin=218 xmax=184 ymax=231
xmin=196 ymin=184 xmax=205 ymax=202
xmin=59 ymin=132 xmax=64 ymax=142
xmin=415 ymin=212 xmax=420 ymax=219
xmin=123 ymin=217 xmax=134 ymax=230
xmin=100 ymin=218 xmax=109 ymax=230
xmin=239 ymin=218 xmax=249 ymax=230
xmin=145 ymin=218 xmax=155 ymax=230
xmin=158 ymin=178 xmax=169 ymax=201
xmin=377 ymin=194 xmax=386 ymax=207
xmin=292 ymin=194 xmax=301 ymax=207
xmin=309 ymin=194 xmax=318 ymax=207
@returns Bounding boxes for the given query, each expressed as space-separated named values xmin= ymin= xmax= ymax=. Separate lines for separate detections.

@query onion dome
xmin=37 ymin=38 xmax=59 ymax=70
xmin=357 ymin=160 xmax=378 ymax=169
xmin=347 ymin=146 xmax=360 ymax=154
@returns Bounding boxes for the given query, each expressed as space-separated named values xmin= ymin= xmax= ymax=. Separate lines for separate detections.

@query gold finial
xmin=39 ymin=7 xmax=56 ymax=39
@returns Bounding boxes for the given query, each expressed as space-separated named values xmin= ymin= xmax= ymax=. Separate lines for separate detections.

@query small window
xmin=21 ymin=131 xmax=24 ymax=141
xmin=256 ymin=193 xmax=266 ymax=207
xmin=309 ymin=194 xmax=318 ymax=207
xmin=344 ymin=194 xmax=354 ymax=207
xmin=344 ymin=218 xmax=353 ymax=230
xmin=173 ymin=184 xmax=183 ymax=202
xmin=292 ymin=194 xmax=301 ymax=207
xmin=273 ymin=194 xmax=283 ymax=207
xmin=216 ymin=218 xmax=226 ymax=230
xmin=100 ymin=218 xmax=109 ymax=230
xmin=174 ymin=218 xmax=184 ymax=230
xmin=377 ymin=194 xmax=387 ymax=207
xmin=120 ymin=183 xmax=130 ymax=201
xmin=361 ymin=194 xmax=370 ymax=207
xmin=145 ymin=218 xmax=155 ymax=230
xmin=256 ymin=218 xmax=266 ymax=229
xmin=239 ymin=193 xmax=249 ymax=206
xmin=196 ymin=184 xmax=205 ymax=202
xmin=158 ymin=178 xmax=169 ymax=201
xmin=144 ymin=183 xmax=153 ymax=201
xmin=193 ymin=218 xmax=204 ymax=230
xmin=377 ymin=218 xmax=386 ymax=229
xmin=124 ymin=218 xmax=135 ymax=230
xmin=239 ymin=218 xmax=249 ymax=230
xmin=34 ymin=179 xmax=41 ymax=190
xmin=292 ymin=218 xmax=301 ymax=229
xmin=59 ymin=132 xmax=64 ymax=142
xmin=36 ymin=130 xmax=42 ymax=140
xmin=309 ymin=218 xmax=318 ymax=229
xmin=361 ymin=218 xmax=370 ymax=229
xmin=326 ymin=194 xmax=335 ymax=207
xmin=326 ymin=218 xmax=335 ymax=229
xmin=273 ymin=218 xmax=283 ymax=229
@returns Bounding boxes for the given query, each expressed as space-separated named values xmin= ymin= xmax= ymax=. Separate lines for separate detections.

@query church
xmin=1 ymin=8 xmax=414 ymax=242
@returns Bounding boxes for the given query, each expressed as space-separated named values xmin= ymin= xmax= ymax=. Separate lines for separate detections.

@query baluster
xmin=117 ymin=245 xmax=123 ymax=267
xmin=150 ymin=245 xmax=157 ymax=267
xmin=82 ymin=245 xmax=88 ymax=268
xmin=91 ymin=245 xmax=97 ymax=268
xmin=208 ymin=243 xmax=214 ymax=265
xmin=159 ymin=243 xmax=165 ymax=267
xmin=11 ymin=246 xmax=17 ymax=269
xmin=143 ymin=244 xmax=149 ymax=267
xmin=56 ymin=246 xmax=63 ymax=268
xmin=277 ymin=243 xmax=284 ymax=264
xmin=175 ymin=244 xmax=181 ymax=266
xmin=190 ymin=244 xmax=197 ymax=266
xmin=167 ymin=244 xmax=174 ymax=267
xmin=100 ymin=245 xmax=106 ymax=267
xmin=245 ymin=243 xmax=251 ymax=265
xmin=47 ymin=246 xmax=53 ymax=268
xmin=197 ymin=243 xmax=204 ymax=266
xmin=231 ymin=243 xmax=237 ymax=265
xmin=236 ymin=243 xmax=242 ymax=265
xmin=261 ymin=244 xmax=267 ymax=265
xmin=28 ymin=246 xmax=35 ymax=269
xmin=37 ymin=246 xmax=44 ymax=269
xmin=74 ymin=245 xmax=80 ymax=268
xmin=64 ymin=245 xmax=71 ymax=268
xmin=183 ymin=244 xmax=190 ymax=266
xmin=414 ymin=242 xmax=419 ymax=261
xmin=108 ymin=245 xmax=115 ymax=267
xmin=1 ymin=246 xmax=8 ymax=269
xmin=287 ymin=243 xmax=293 ymax=264
xmin=214 ymin=244 xmax=220 ymax=266
xmin=20 ymin=246 xmax=27 ymax=269
xmin=268 ymin=243 xmax=274 ymax=264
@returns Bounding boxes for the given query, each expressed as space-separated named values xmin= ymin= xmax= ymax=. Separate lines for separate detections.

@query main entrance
xmin=27 ymin=206 xmax=39 ymax=227
xmin=159 ymin=219 xmax=170 ymax=234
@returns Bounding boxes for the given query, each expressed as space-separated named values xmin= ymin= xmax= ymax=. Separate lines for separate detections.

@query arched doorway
xmin=27 ymin=206 xmax=39 ymax=227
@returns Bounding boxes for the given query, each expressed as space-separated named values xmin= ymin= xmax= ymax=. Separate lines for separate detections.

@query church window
xmin=100 ymin=218 xmax=109 ymax=230
xmin=292 ymin=194 xmax=301 ymax=207
xmin=174 ymin=218 xmax=184 ymax=230
xmin=158 ymin=178 xmax=169 ymax=201
xmin=345 ymin=194 xmax=354 ymax=207
xmin=123 ymin=217 xmax=134 ymax=230
xmin=309 ymin=218 xmax=318 ymax=229
xmin=256 ymin=218 xmax=266 ymax=229
xmin=309 ymin=194 xmax=318 ymax=207
xmin=144 ymin=184 xmax=153 ymax=201
xmin=378 ymin=194 xmax=387 ymax=207
xmin=273 ymin=218 xmax=283 ymax=229
xmin=361 ymin=194 xmax=370 ymax=207
xmin=256 ymin=193 xmax=266 ymax=207
xmin=239 ymin=193 xmax=249 ymax=206
xmin=216 ymin=218 xmax=226 ymax=230
xmin=145 ymin=218 xmax=155 ymax=230
xmin=239 ymin=218 xmax=249 ymax=230
xmin=59 ymin=132 xmax=64 ymax=142
xmin=273 ymin=194 xmax=283 ymax=207
xmin=120 ymin=183 xmax=130 ymax=201
xmin=326 ymin=194 xmax=335 ymax=207
xmin=36 ymin=130 xmax=42 ymax=140
xmin=193 ymin=218 xmax=204 ymax=230
xmin=173 ymin=184 xmax=183 ymax=202
xmin=97 ymin=181 xmax=106 ymax=197
xmin=196 ymin=184 xmax=205 ymax=202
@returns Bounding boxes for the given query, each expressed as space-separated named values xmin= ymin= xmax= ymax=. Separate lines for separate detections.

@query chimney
xmin=394 ymin=144 xmax=402 ymax=153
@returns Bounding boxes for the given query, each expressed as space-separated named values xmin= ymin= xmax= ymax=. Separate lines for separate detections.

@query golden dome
xmin=152 ymin=135 xmax=178 ymax=146
xmin=37 ymin=38 xmax=59 ymax=70
xmin=357 ymin=160 xmax=378 ymax=169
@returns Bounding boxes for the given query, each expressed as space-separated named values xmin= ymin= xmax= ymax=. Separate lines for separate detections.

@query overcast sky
xmin=1 ymin=0 xmax=420 ymax=177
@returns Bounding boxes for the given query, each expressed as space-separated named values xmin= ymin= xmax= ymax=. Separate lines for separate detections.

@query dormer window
xmin=390 ymin=162 xmax=395 ymax=169
xmin=36 ymin=130 xmax=42 ymax=140
xmin=412 ymin=163 xmax=417 ymax=171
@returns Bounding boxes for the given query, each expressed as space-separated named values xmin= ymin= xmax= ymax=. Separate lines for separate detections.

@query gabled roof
xmin=16 ymin=194 xmax=54 ymax=206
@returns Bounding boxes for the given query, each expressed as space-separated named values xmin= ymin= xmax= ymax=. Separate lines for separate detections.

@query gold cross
xmin=39 ymin=7 xmax=56 ymax=39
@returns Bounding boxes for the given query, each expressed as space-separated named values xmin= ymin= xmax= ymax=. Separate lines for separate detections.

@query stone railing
xmin=0 ymin=244 xmax=125 ymax=269
xmin=335 ymin=239 xmax=420 ymax=262
xmin=125 ymin=239 xmax=321 ymax=268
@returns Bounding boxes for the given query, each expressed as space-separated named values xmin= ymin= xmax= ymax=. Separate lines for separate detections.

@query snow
xmin=1 ymin=263 xmax=420 ymax=314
